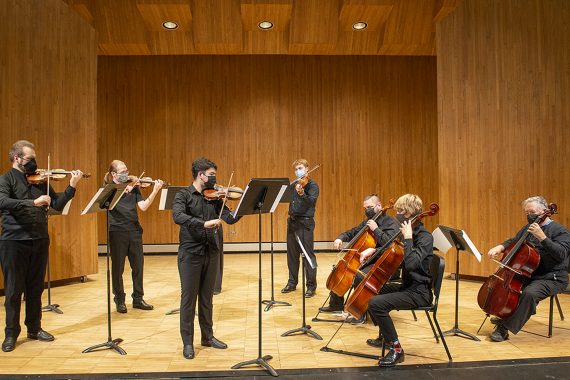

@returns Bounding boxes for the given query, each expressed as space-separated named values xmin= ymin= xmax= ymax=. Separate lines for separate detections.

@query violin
xmin=477 ymin=203 xmax=558 ymax=320
xmin=27 ymin=169 xmax=91 ymax=184
xmin=290 ymin=164 xmax=321 ymax=187
xmin=203 ymin=185 xmax=244 ymax=201
xmin=127 ymin=175 xmax=168 ymax=188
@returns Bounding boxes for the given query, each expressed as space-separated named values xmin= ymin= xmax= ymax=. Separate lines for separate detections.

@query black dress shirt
xmin=401 ymin=223 xmax=434 ymax=287
xmin=172 ymin=185 xmax=240 ymax=255
xmin=288 ymin=178 xmax=319 ymax=218
xmin=0 ymin=168 xmax=76 ymax=240
xmin=109 ymin=187 xmax=143 ymax=232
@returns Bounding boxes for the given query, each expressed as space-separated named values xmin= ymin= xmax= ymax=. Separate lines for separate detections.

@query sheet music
xmin=232 ymin=184 xmax=250 ymax=219
xmin=461 ymin=230 xmax=482 ymax=262
xmin=270 ymin=185 xmax=288 ymax=213
xmin=432 ymin=227 xmax=453 ymax=253
xmin=295 ymin=233 xmax=316 ymax=269
xmin=159 ymin=188 xmax=169 ymax=210
xmin=109 ymin=187 xmax=128 ymax=210
xmin=81 ymin=187 xmax=106 ymax=215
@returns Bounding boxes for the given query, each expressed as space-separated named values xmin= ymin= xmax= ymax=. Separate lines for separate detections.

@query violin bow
xmin=217 ymin=171 xmax=234 ymax=220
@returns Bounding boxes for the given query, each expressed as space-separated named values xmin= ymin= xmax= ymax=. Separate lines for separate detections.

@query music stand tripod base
xmin=262 ymin=299 xmax=291 ymax=312
xmin=82 ymin=338 xmax=126 ymax=355
xmin=231 ymin=355 xmax=276 ymax=377
xmin=442 ymin=327 xmax=481 ymax=341
xmin=42 ymin=304 xmax=63 ymax=314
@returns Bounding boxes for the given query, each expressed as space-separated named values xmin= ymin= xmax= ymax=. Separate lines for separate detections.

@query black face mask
xmin=365 ymin=207 xmax=377 ymax=219
xmin=21 ymin=157 xmax=38 ymax=175
xmin=527 ymin=213 xmax=540 ymax=224
xmin=396 ymin=213 xmax=408 ymax=224
xmin=203 ymin=174 xmax=216 ymax=189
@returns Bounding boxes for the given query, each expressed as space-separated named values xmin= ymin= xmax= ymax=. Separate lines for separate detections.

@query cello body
xmin=344 ymin=240 xmax=404 ymax=319
xmin=326 ymin=230 xmax=376 ymax=297
xmin=477 ymin=241 xmax=540 ymax=319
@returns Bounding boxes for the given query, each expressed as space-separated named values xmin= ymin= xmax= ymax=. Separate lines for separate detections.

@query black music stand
xmin=42 ymin=200 xmax=73 ymax=314
xmin=261 ymin=178 xmax=292 ymax=312
xmin=434 ymin=225 xmax=481 ymax=341
xmin=81 ymin=183 xmax=128 ymax=355
xmin=230 ymin=178 xmax=288 ymax=377
xmin=157 ymin=186 xmax=186 ymax=316
xmin=281 ymin=233 xmax=322 ymax=341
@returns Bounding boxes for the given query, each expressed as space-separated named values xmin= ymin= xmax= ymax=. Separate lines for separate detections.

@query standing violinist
xmin=319 ymin=194 xmax=400 ymax=323
xmin=487 ymin=196 xmax=570 ymax=342
xmin=172 ymin=157 xmax=241 ymax=359
xmin=104 ymin=160 xmax=163 ymax=314
xmin=282 ymin=159 xmax=320 ymax=298
xmin=360 ymin=194 xmax=434 ymax=367
xmin=0 ymin=140 xmax=83 ymax=352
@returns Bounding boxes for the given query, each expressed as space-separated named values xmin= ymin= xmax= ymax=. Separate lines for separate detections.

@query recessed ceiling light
xmin=352 ymin=22 xmax=368 ymax=30
xmin=162 ymin=21 xmax=178 ymax=30
xmin=258 ymin=21 xmax=274 ymax=30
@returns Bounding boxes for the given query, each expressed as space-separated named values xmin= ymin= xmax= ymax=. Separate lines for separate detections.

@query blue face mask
xmin=295 ymin=169 xmax=305 ymax=178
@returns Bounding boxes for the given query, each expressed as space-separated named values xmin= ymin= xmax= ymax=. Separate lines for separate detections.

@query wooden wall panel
xmin=437 ymin=0 xmax=570 ymax=277
xmin=97 ymin=55 xmax=438 ymax=245
xmin=0 ymin=0 xmax=98 ymax=288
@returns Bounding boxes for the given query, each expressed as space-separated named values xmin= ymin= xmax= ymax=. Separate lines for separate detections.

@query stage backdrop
xmin=437 ymin=0 xmax=570 ymax=277
xmin=0 ymin=0 xmax=98 ymax=288
xmin=97 ymin=55 xmax=439 ymax=245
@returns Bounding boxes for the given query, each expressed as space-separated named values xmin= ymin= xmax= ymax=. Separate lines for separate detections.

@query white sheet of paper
xmin=159 ymin=188 xmax=169 ymax=210
xmin=462 ymin=230 xmax=482 ymax=262
xmin=432 ymin=227 xmax=453 ymax=253
xmin=270 ymin=185 xmax=288 ymax=213
xmin=232 ymin=184 xmax=250 ymax=219
xmin=81 ymin=187 xmax=105 ymax=215
xmin=296 ymin=234 xmax=315 ymax=269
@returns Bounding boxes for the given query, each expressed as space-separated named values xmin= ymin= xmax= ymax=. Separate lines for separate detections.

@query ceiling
xmin=64 ymin=0 xmax=459 ymax=56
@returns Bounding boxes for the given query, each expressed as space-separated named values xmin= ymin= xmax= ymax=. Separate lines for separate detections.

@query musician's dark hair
xmin=192 ymin=157 xmax=217 ymax=179
xmin=9 ymin=140 xmax=35 ymax=162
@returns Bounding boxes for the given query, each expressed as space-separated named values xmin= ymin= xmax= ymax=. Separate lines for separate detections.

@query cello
xmin=477 ymin=203 xmax=558 ymax=319
xmin=325 ymin=200 xmax=394 ymax=297
xmin=344 ymin=203 xmax=440 ymax=319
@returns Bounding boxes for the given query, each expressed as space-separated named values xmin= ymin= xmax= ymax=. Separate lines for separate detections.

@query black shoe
xmin=378 ymin=348 xmax=405 ymax=367
xmin=116 ymin=303 xmax=127 ymax=313
xmin=2 ymin=337 xmax=16 ymax=352
xmin=490 ymin=323 xmax=509 ymax=342
xmin=347 ymin=315 xmax=366 ymax=325
xmin=366 ymin=336 xmax=388 ymax=348
xmin=183 ymin=344 xmax=195 ymax=359
xmin=27 ymin=330 xmax=54 ymax=342
xmin=319 ymin=305 xmax=343 ymax=313
xmin=201 ymin=336 xmax=228 ymax=349
xmin=133 ymin=300 xmax=154 ymax=310
xmin=281 ymin=285 xmax=296 ymax=293
xmin=213 ymin=290 xmax=221 ymax=295
xmin=305 ymin=289 xmax=316 ymax=298
xmin=490 ymin=316 xmax=501 ymax=325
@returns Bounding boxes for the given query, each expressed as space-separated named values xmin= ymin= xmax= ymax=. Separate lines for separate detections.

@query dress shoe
xmin=133 ymin=299 xmax=154 ymax=310
xmin=490 ymin=316 xmax=501 ymax=325
xmin=281 ymin=284 xmax=296 ymax=293
xmin=366 ymin=335 xmax=388 ymax=348
xmin=2 ymin=337 xmax=16 ymax=352
xmin=378 ymin=348 xmax=405 ymax=367
xmin=201 ymin=336 xmax=227 ymax=349
xmin=183 ymin=344 xmax=195 ymax=359
xmin=347 ymin=315 xmax=366 ymax=325
xmin=305 ymin=289 xmax=316 ymax=298
xmin=27 ymin=330 xmax=54 ymax=342
xmin=116 ymin=303 xmax=127 ymax=313
xmin=490 ymin=323 xmax=509 ymax=342
xmin=319 ymin=305 xmax=343 ymax=313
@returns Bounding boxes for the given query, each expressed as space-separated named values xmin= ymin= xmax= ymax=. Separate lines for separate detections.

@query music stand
xmin=81 ymin=183 xmax=128 ymax=355
xmin=433 ymin=225 xmax=481 ymax=341
xmin=42 ymin=200 xmax=73 ymax=314
xmin=261 ymin=178 xmax=292 ymax=312
xmin=281 ymin=233 xmax=322 ymax=341
xmin=230 ymin=178 xmax=288 ymax=377
xmin=157 ymin=186 xmax=186 ymax=316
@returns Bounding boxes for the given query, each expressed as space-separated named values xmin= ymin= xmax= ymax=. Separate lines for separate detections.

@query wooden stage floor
xmin=1 ymin=253 xmax=570 ymax=376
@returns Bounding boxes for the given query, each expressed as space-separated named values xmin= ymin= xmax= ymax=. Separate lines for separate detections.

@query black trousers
xmin=286 ymin=217 xmax=317 ymax=290
xmin=368 ymin=282 xmax=432 ymax=343
xmin=0 ymin=239 xmax=49 ymax=338
xmin=109 ymin=230 xmax=144 ymax=304
xmin=502 ymin=278 xmax=567 ymax=334
xmin=178 ymin=249 xmax=219 ymax=345
xmin=214 ymin=227 xmax=223 ymax=293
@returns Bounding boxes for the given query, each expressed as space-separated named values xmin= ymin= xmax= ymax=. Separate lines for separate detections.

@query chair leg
xmin=549 ymin=295 xmax=554 ymax=338
xmin=555 ymin=294 xmax=564 ymax=321
xmin=411 ymin=310 xmax=418 ymax=321
xmin=424 ymin=310 xmax=439 ymax=343
xmin=433 ymin=312 xmax=452 ymax=362
xmin=381 ymin=338 xmax=386 ymax=357
xmin=477 ymin=314 xmax=489 ymax=334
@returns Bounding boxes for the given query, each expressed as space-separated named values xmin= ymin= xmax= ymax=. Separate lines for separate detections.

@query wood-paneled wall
xmin=0 ymin=0 xmax=98 ymax=288
xmin=437 ymin=0 xmax=570 ymax=277
xmin=97 ymin=55 xmax=439 ymax=244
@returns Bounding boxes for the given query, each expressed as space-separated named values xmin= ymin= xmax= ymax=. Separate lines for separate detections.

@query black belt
xmin=289 ymin=215 xmax=313 ymax=221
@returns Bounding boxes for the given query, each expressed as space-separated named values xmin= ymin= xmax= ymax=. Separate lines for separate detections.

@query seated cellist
xmin=320 ymin=194 xmax=399 ymax=324
xmin=360 ymin=194 xmax=434 ymax=367
xmin=487 ymin=196 xmax=570 ymax=342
